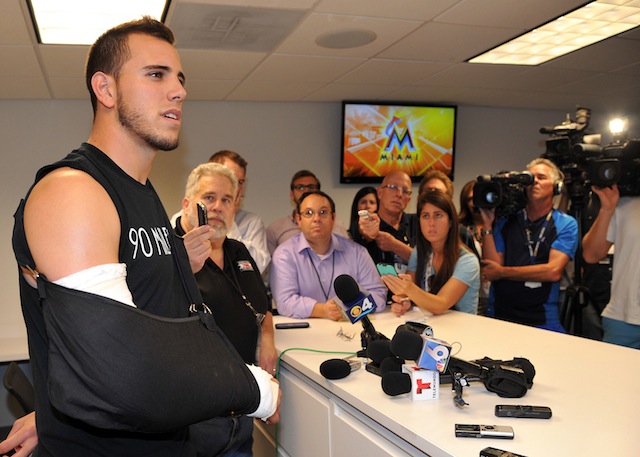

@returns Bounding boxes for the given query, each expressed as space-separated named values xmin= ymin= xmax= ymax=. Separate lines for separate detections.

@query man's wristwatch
xmin=480 ymin=229 xmax=493 ymax=237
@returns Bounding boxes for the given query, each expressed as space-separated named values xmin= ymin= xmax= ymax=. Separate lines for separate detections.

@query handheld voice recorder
xmin=455 ymin=424 xmax=514 ymax=439
xmin=197 ymin=201 xmax=208 ymax=226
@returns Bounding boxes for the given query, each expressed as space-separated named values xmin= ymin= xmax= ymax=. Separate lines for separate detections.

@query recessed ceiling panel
xmin=170 ymin=3 xmax=305 ymax=51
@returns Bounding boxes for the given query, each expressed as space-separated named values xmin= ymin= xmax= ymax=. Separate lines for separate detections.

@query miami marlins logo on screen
xmin=384 ymin=116 xmax=416 ymax=154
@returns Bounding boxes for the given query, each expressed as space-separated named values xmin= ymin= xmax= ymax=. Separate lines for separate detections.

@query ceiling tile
xmin=226 ymin=80 xmax=326 ymax=101
xmin=414 ymin=63 xmax=527 ymax=90
xmin=378 ymin=22 xmax=521 ymax=62
xmin=248 ymin=54 xmax=365 ymax=82
xmin=49 ymin=78 xmax=89 ymax=99
xmin=183 ymin=79 xmax=240 ymax=99
xmin=179 ymin=49 xmax=266 ymax=79
xmin=39 ymin=45 xmax=90 ymax=78
xmin=276 ymin=13 xmax=424 ymax=58
xmin=336 ymin=59 xmax=453 ymax=85
xmin=547 ymin=36 xmax=640 ymax=72
xmin=434 ymin=0 xmax=589 ymax=28
xmin=0 ymin=46 xmax=42 ymax=77
xmin=0 ymin=77 xmax=50 ymax=99
xmin=0 ymin=0 xmax=33 ymax=45
xmin=314 ymin=0 xmax=460 ymax=21
xmin=302 ymin=82 xmax=404 ymax=102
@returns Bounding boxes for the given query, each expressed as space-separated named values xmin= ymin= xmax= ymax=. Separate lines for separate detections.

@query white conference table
xmin=272 ymin=307 xmax=640 ymax=457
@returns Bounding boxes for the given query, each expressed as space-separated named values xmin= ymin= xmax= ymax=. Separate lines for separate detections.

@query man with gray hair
xmin=480 ymin=157 xmax=578 ymax=332
xmin=176 ymin=162 xmax=277 ymax=456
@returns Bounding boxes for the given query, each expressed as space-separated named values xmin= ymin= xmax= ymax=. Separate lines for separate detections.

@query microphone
xmin=319 ymin=357 xmax=362 ymax=380
xmin=379 ymin=356 xmax=404 ymax=375
xmin=333 ymin=275 xmax=388 ymax=356
xmin=389 ymin=328 xmax=452 ymax=373
xmin=381 ymin=372 xmax=411 ymax=396
xmin=390 ymin=330 xmax=423 ymax=360
xmin=366 ymin=339 xmax=392 ymax=365
xmin=333 ymin=274 xmax=377 ymax=328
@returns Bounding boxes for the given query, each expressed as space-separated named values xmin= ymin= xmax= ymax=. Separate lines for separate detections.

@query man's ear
xmin=181 ymin=197 xmax=190 ymax=214
xmin=91 ymin=72 xmax=116 ymax=109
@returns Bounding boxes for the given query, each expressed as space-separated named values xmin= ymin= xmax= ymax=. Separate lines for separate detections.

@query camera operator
xmin=582 ymin=184 xmax=640 ymax=349
xmin=480 ymin=158 xmax=579 ymax=332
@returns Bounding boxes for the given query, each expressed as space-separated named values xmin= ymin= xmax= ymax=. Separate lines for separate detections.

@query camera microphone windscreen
xmin=390 ymin=330 xmax=423 ymax=361
xmin=319 ymin=358 xmax=361 ymax=380
xmin=381 ymin=372 xmax=411 ymax=396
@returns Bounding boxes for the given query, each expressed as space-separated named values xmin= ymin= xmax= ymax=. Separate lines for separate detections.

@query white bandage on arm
xmin=245 ymin=364 xmax=279 ymax=421
xmin=53 ymin=263 xmax=136 ymax=307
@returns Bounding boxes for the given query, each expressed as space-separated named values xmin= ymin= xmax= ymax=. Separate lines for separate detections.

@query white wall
xmin=0 ymin=99 xmax=627 ymax=331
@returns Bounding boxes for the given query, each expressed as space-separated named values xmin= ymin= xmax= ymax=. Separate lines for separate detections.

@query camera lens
xmin=485 ymin=191 xmax=499 ymax=204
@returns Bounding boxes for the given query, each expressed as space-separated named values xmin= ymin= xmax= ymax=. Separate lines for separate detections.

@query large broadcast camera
xmin=540 ymin=107 xmax=600 ymax=208
xmin=541 ymin=107 xmax=640 ymax=203
xmin=473 ymin=171 xmax=533 ymax=217
xmin=586 ymin=138 xmax=640 ymax=196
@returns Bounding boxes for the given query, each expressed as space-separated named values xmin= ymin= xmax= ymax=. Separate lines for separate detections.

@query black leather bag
xmin=40 ymin=277 xmax=259 ymax=433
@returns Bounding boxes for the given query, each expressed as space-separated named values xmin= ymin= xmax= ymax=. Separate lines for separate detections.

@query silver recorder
xmin=455 ymin=424 xmax=514 ymax=439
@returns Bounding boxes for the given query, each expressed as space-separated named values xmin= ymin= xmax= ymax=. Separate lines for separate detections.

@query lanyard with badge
xmin=522 ymin=209 xmax=552 ymax=289
xmin=219 ymin=251 xmax=266 ymax=327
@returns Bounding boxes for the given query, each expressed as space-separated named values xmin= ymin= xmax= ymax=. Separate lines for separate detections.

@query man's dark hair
xmin=85 ymin=16 xmax=175 ymax=115
xmin=296 ymin=191 xmax=335 ymax=214
xmin=209 ymin=150 xmax=248 ymax=171
xmin=290 ymin=170 xmax=320 ymax=190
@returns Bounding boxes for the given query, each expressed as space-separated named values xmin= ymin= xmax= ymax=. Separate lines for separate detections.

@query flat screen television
xmin=340 ymin=101 xmax=457 ymax=184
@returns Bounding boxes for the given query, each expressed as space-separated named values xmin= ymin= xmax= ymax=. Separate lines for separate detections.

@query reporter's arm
xmin=375 ymin=231 xmax=413 ymax=262
xmin=583 ymin=186 xmax=618 ymax=264
xmin=382 ymin=273 xmax=469 ymax=315
xmin=479 ymin=208 xmax=503 ymax=264
xmin=483 ymin=248 xmax=570 ymax=282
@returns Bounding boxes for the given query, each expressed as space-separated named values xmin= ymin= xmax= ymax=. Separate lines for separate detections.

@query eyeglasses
xmin=381 ymin=184 xmax=412 ymax=196
xmin=299 ymin=209 xmax=333 ymax=219
xmin=293 ymin=184 xmax=319 ymax=192
xmin=336 ymin=327 xmax=355 ymax=341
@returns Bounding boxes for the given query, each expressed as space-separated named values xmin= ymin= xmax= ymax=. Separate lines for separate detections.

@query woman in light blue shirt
xmin=381 ymin=190 xmax=480 ymax=315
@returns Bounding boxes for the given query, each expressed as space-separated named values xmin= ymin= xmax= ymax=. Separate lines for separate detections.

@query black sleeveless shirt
xmin=12 ymin=144 xmax=192 ymax=456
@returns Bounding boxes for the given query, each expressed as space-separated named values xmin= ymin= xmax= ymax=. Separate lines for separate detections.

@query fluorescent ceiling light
xmin=29 ymin=0 xmax=169 ymax=45
xmin=468 ymin=0 xmax=640 ymax=65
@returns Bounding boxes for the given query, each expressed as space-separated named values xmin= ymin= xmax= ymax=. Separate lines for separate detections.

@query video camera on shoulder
xmin=473 ymin=171 xmax=533 ymax=217
xmin=586 ymin=139 xmax=640 ymax=196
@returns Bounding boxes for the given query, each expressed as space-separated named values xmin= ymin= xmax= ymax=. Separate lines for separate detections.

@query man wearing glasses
xmin=356 ymin=171 xmax=418 ymax=274
xmin=270 ymin=191 xmax=387 ymax=320
xmin=176 ymin=162 xmax=278 ymax=455
xmin=266 ymin=169 xmax=348 ymax=255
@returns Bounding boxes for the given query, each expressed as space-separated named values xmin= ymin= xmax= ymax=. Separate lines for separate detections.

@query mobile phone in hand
xmin=376 ymin=263 xmax=398 ymax=276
